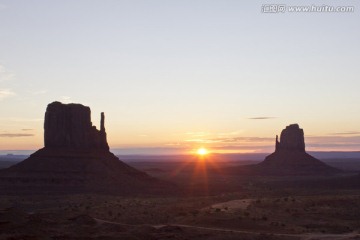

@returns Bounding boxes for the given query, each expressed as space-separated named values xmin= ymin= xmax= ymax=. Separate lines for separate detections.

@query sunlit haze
xmin=0 ymin=0 xmax=359 ymax=154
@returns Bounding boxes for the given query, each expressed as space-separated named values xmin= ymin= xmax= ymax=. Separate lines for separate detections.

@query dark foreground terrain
xmin=1 ymin=157 xmax=360 ymax=240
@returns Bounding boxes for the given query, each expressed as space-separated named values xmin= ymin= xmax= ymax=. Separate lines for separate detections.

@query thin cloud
xmin=180 ymin=134 xmax=360 ymax=153
xmin=248 ymin=117 xmax=276 ymax=120
xmin=208 ymin=137 xmax=274 ymax=143
xmin=0 ymin=133 xmax=34 ymax=138
xmin=0 ymin=89 xmax=15 ymax=100
xmin=304 ymin=135 xmax=360 ymax=150
xmin=307 ymin=143 xmax=360 ymax=148
xmin=328 ymin=131 xmax=360 ymax=135
xmin=184 ymin=136 xmax=275 ymax=147
xmin=184 ymin=139 xmax=219 ymax=143
xmin=306 ymin=135 xmax=360 ymax=142
xmin=210 ymin=144 xmax=274 ymax=151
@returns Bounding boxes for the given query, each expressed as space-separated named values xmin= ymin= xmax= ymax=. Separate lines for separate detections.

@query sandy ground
xmin=206 ymin=198 xmax=253 ymax=212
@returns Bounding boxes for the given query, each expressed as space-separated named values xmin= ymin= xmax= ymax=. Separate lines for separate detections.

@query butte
xmin=0 ymin=102 xmax=174 ymax=194
xmin=226 ymin=124 xmax=341 ymax=176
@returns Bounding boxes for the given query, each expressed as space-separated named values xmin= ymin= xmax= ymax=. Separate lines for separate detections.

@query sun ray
xmin=169 ymin=147 xmax=225 ymax=196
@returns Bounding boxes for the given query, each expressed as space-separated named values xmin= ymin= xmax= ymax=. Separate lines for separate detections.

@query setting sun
xmin=197 ymin=148 xmax=209 ymax=155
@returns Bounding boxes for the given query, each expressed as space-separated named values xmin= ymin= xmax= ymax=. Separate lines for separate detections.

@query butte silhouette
xmin=227 ymin=124 xmax=341 ymax=175
xmin=0 ymin=102 xmax=173 ymax=194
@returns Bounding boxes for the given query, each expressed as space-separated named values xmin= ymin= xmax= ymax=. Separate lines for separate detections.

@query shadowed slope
xmin=253 ymin=150 xmax=341 ymax=175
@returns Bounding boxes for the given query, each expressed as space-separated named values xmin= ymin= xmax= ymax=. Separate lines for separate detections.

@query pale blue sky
xmin=0 ymin=0 xmax=359 ymax=153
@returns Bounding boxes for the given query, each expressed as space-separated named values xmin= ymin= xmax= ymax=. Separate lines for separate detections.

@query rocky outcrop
xmin=0 ymin=102 xmax=175 ymax=195
xmin=275 ymin=124 xmax=305 ymax=152
xmin=224 ymin=124 xmax=341 ymax=176
xmin=44 ymin=102 xmax=109 ymax=150
xmin=258 ymin=124 xmax=340 ymax=175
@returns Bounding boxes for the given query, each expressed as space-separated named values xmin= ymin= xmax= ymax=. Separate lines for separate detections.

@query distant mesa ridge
xmin=0 ymin=101 xmax=173 ymax=194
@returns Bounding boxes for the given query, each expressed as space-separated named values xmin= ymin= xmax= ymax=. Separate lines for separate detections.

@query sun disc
xmin=197 ymin=148 xmax=208 ymax=155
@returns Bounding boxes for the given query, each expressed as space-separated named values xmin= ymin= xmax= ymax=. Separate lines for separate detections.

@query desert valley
xmin=1 ymin=1 xmax=359 ymax=239
xmin=0 ymin=102 xmax=359 ymax=240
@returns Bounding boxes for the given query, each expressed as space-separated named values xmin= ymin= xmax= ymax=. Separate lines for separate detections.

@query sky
xmin=0 ymin=0 xmax=359 ymax=154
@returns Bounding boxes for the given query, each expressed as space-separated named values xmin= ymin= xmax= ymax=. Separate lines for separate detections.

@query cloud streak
xmin=214 ymin=137 xmax=274 ymax=143
xmin=183 ymin=134 xmax=360 ymax=152
xmin=0 ymin=133 xmax=34 ymax=138
xmin=328 ymin=131 xmax=360 ymax=135
xmin=185 ymin=136 xmax=275 ymax=144
xmin=248 ymin=117 xmax=276 ymax=120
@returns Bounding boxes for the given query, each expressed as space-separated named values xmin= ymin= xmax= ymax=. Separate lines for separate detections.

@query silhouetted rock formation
xmin=44 ymin=102 xmax=109 ymax=150
xmin=258 ymin=124 xmax=341 ymax=175
xmin=0 ymin=102 xmax=174 ymax=194
xmin=224 ymin=124 xmax=341 ymax=176
xmin=275 ymin=124 xmax=305 ymax=152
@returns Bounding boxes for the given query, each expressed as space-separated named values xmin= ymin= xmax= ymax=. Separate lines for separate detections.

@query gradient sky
xmin=0 ymin=0 xmax=359 ymax=154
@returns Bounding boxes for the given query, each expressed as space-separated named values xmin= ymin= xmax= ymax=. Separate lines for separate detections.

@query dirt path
xmin=94 ymin=217 xmax=360 ymax=240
